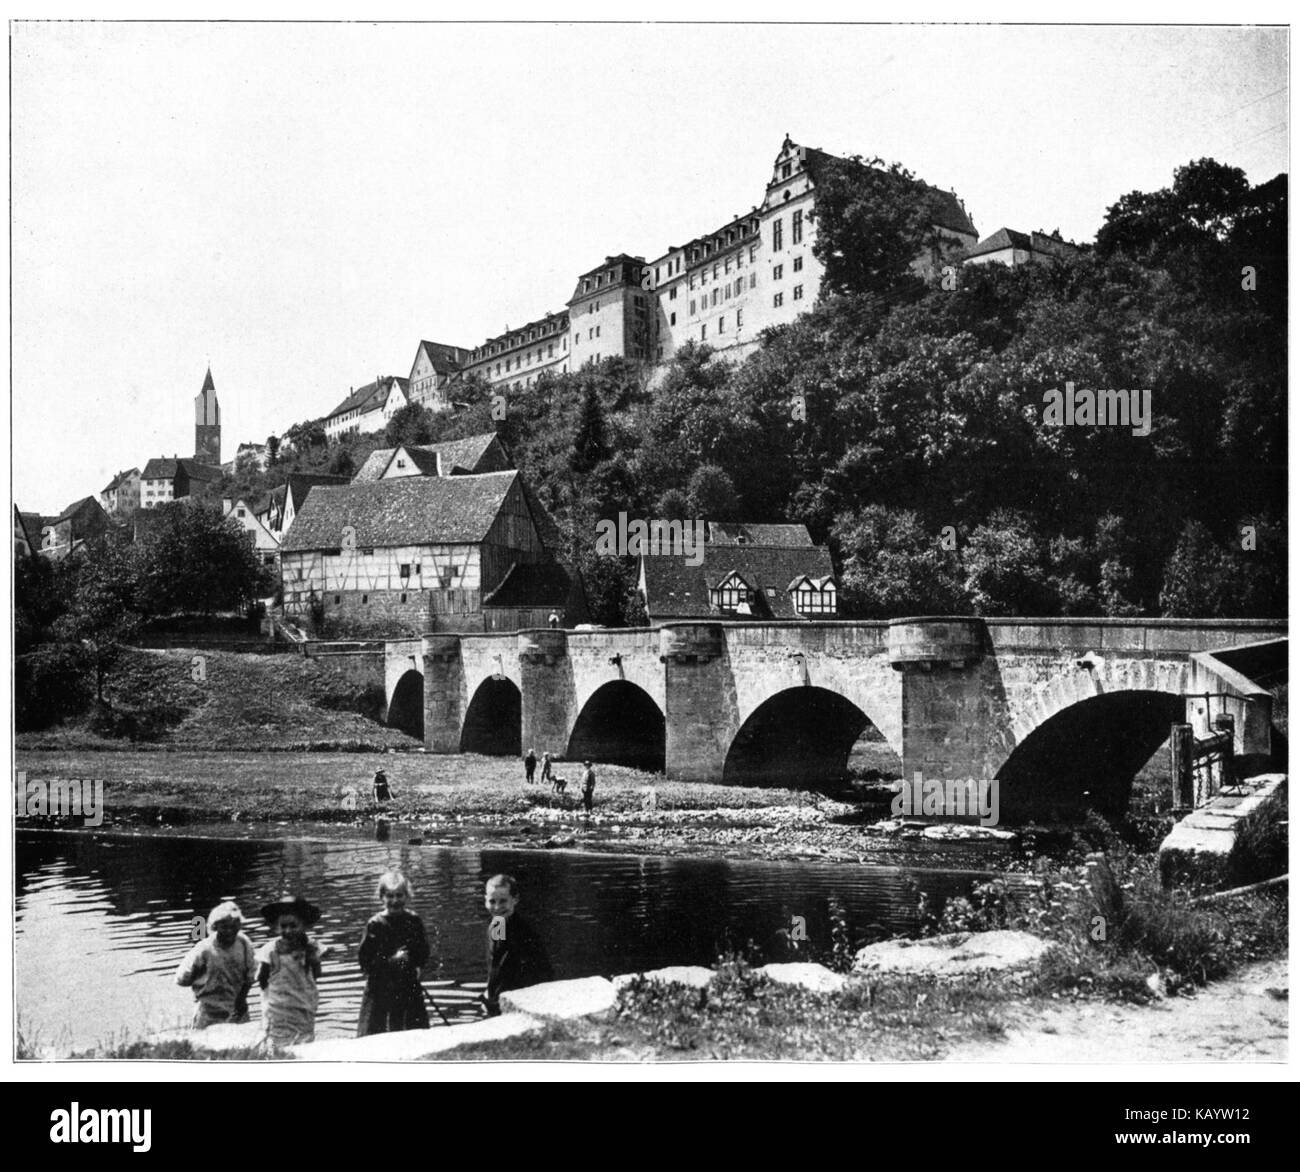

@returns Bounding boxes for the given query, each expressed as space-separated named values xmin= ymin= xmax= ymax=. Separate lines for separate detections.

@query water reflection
xmin=16 ymin=829 xmax=1003 ymax=1052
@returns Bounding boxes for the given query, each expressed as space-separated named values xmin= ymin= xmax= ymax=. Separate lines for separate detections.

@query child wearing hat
xmin=256 ymin=895 xmax=323 ymax=1045
xmin=356 ymin=871 xmax=432 ymax=1036
xmin=175 ymin=901 xmax=257 ymax=1029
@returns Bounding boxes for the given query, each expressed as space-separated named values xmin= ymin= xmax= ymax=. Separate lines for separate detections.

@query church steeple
xmin=194 ymin=368 xmax=221 ymax=465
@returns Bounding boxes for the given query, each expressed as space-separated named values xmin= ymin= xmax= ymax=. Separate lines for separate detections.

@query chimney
xmin=222 ymin=498 xmax=233 ymax=515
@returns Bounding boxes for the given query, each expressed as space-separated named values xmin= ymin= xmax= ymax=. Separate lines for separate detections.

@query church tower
xmin=194 ymin=367 xmax=221 ymax=465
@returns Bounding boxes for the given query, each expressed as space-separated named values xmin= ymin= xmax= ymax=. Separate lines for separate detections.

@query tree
xmin=963 ymin=511 xmax=1056 ymax=616
xmin=687 ymin=465 xmax=740 ymax=520
xmin=571 ymin=383 xmax=611 ymax=477
xmin=384 ymin=403 xmax=437 ymax=448
xmin=284 ymin=419 xmax=327 ymax=450
xmin=52 ymin=535 xmax=143 ymax=702
xmin=808 ymin=154 xmax=940 ymax=298
xmin=832 ymin=506 xmax=966 ymax=618
xmin=137 ymin=503 xmax=267 ymax=615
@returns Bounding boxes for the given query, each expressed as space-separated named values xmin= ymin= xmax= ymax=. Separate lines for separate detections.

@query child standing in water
xmin=175 ymin=901 xmax=257 ymax=1029
xmin=256 ymin=895 xmax=323 ymax=1045
xmin=356 ymin=871 xmax=432 ymax=1036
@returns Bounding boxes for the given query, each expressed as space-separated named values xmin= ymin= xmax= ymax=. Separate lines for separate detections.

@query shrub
xmin=15 ymin=644 xmax=92 ymax=730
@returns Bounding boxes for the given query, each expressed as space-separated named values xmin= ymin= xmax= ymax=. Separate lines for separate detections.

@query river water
xmin=16 ymin=828 xmax=1009 ymax=1052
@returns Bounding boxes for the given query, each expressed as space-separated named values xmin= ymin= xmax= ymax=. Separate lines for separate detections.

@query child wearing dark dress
xmin=483 ymin=873 xmax=553 ymax=1017
xmin=356 ymin=871 xmax=432 ymax=1036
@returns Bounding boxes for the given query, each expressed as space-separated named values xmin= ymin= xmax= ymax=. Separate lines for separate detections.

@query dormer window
xmin=711 ymin=572 xmax=754 ymax=614
xmin=790 ymin=575 xmax=837 ymax=617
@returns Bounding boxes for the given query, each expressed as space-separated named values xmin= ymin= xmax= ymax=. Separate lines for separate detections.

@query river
xmin=16 ymin=827 xmax=1010 ymax=1052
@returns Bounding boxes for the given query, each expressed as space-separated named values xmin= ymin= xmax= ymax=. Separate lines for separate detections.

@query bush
xmin=15 ymin=644 xmax=92 ymax=730
xmin=1227 ymin=788 xmax=1288 ymax=886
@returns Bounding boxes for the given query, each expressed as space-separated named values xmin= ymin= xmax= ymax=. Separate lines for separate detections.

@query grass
xmin=17 ymin=646 xmax=412 ymax=752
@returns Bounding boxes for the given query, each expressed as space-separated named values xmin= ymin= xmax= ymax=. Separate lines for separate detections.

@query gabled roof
xmin=417 ymin=341 xmax=470 ymax=376
xmin=55 ymin=496 xmax=105 ymax=525
xmin=141 ymin=457 xmax=179 ymax=480
xmin=285 ymin=472 xmax=349 ymax=512
xmin=429 ymin=432 xmax=502 ymax=474
xmin=101 ymin=468 xmax=140 ymax=494
xmin=326 ymin=376 xmax=409 ymax=420
xmin=350 ymin=433 xmax=509 ymax=483
xmin=281 ymin=470 xmax=521 ymax=552
xmin=708 ymin=522 xmax=813 ymax=547
xmin=180 ymin=458 xmax=223 ymax=482
xmin=350 ymin=450 xmax=392 ymax=483
xmin=963 ymin=227 xmax=1034 ymax=259
xmin=141 ymin=457 xmax=222 ymax=482
xmin=641 ymin=543 xmax=836 ymax=620
xmin=483 ymin=561 xmax=574 ymax=609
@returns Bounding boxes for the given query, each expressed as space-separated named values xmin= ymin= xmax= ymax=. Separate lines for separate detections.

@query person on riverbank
xmin=540 ymin=752 xmax=553 ymax=786
xmin=581 ymin=761 xmax=596 ymax=814
xmin=175 ymin=901 xmax=257 ymax=1029
xmin=373 ymin=768 xmax=392 ymax=803
xmin=257 ymin=895 xmax=323 ymax=1046
xmin=524 ymin=748 xmax=537 ymax=785
xmin=356 ymin=871 xmax=432 ymax=1036
xmin=483 ymin=874 xmax=553 ymax=1017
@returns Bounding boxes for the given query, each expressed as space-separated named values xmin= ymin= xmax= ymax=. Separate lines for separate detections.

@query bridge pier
xmin=422 ymin=635 xmax=464 ymax=753
xmin=519 ymin=630 xmax=575 ymax=757
xmin=659 ymin=624 xmax=731 ymax=782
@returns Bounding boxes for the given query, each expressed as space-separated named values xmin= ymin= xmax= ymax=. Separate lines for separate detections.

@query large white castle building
xmin=317 ymin=137 xmax=981 ymax=431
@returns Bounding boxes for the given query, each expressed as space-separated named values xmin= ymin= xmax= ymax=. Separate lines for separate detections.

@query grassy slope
xmin=16 ymin=647 xmax=418 ymax=752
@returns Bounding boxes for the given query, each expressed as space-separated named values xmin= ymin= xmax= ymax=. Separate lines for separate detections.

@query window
xmin=773 ymin=264 xmax=783 ymax=280
xmin=596 ymin=325 xmax=601 ymax=337
xmin=334 ymin=595 xmax=340 ymax=605
xmin=774 ymin=292 xmax=784 ymax=307
xmin=689 ymin=299 xmax=696 ymax=315
xmin=793 ymin=255 xmax=803 ymax=273
xmin=711 ymin=576 xmax=753 ymax=612
xmin=781 ymin=161 xmax=793 ymax=179
xmin=750 ymin=245 xmax=757 ymax=262
xmin=401 ymin=593 xmax=407 ymax=603
xmin=749 ymin=273 xmax=757 ymax=289
xmin=400 ymin=563 xmax=411 ymax=578
xmin=711 ymin=289 xmax=718 ymax=307
xmin=361 ymin=547 xmax=374 ymax=556
xmin=773 ymin=218 xmax=783 ymax=251
xmin=396 ymin=459 xmax=406 ymax=469
xmin=793 ymin=581 xmax=837 ymax=616
xmin=414 ymin=564 xmax=421 ymax=575
xmin=793 ymin=208 xmax=803 ymax=244
xmin=670 ymin=312 xmax=676 ymax=326
xmin=793 ymin=285 xmax=804 ymax=300
xmin=701 ymin=324 xmax=707 ymax=339
xmin=718 ymin=316 xmax=725 ymax=332
xmin=669 ymin=286 xmax=677 ymax=300
xmin=713 ymin=263 xmax=719 ymax=279
xmin=737 ymin=307 xmax=743 ymax=328
xmin=236 ymin=507 xmax=246 ymax=518
xmin=362 ymin=594 xmax=368 ymax=605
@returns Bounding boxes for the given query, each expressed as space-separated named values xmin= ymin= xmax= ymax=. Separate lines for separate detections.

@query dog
xmin=551 ymin=775 xmax=567 ymax=796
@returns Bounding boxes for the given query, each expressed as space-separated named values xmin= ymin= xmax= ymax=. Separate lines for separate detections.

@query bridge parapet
xmin=659 ymin=623 xmax=723 ymax=664
xmin=888 ymin=618 xmax=984 ymax=668
xmin=519 ymin=628 xmax=567 ymax=664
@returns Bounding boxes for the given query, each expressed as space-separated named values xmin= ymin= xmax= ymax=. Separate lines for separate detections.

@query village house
xmin=139 ymin=456 xmax=223 ymax=509
xmin=637 ymin=521 xmax=837 ymax=623
xmin=254 ymin=472 xmax=350 ymax=542
xmin=99 ymin=468 xmax=141 ymax=519
xmin=350 ymin=432 xmax=513 ymax=483
xmin=962 ymin=227 xmax=1083 ymax=268
xmin=222 ymin=497 xmax=281 ymax=569
xmin=14 ymin=506 xmax=39 ymax=558
xmin=37 ymin=496 xmax=112 ymax=559
xmin=406 ymin=341 xmax=473 ymax=412
xmin=323 ymin=376 xmax=410 ymax=441
xmin=279 ymin=470 xmax=584 ymax=635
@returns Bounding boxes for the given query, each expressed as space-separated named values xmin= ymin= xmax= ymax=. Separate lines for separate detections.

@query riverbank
xmin=18 ymin=747 xmax=1007 ymax=865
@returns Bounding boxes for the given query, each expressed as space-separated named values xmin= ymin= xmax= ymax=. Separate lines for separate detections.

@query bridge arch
xmin=995 ymin=689 xmax=1186 ymax=822
xmin=565 ymin=680 xmax=665 ymax=773
xmin=387 ymin=669 xmax=424 ymax=739
xmin=461 ymin=677 xmax=522 ymax=756
xmin=723 ymin=685 xmax=887 ymax=787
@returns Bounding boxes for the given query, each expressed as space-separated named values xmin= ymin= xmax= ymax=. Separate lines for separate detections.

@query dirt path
xmin=946 ymin=959 xmax=1288 ymax=1063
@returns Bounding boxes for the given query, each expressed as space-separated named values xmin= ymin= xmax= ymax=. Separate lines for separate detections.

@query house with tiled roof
xmin=407 ymin=340 xmax=472 ymax=412
xmin=38 ymin=496 xmax=111 ymax=559
xmin=140 ymin=456 xmax=222 ymax=509
xmin=323 ymin=376 xmax=411 ymax=441
xmin=962 ymin=227 xmax=1083 ymax=269
xmin=222 ymin=497 xmax=281 ymax=570
xmin=254 ymin=472 xmax=350 ymax=542
xmin=279 ymin=470 xmax=584 ymax=635
xmin=99 ymin=468 xmax=141 ymax=519
xmin=351 ymin=432 xmax=512 ymax=484
xmin=637 ymin=521 xmax=837 ymax=623
xmin=14 ymin=506 xmax=39 ymax=558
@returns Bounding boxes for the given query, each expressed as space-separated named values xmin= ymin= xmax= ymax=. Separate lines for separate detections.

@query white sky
xmin=8 ymin=20 xmax=1289 ymax=514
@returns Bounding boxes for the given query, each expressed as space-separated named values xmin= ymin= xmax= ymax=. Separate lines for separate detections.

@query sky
xmin=8 ymin=20 xmax=1289 ymax=514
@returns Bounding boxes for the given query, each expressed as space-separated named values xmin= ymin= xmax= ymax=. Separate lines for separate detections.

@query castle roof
xmin=417 ymin=341 xmax=471 ymax=375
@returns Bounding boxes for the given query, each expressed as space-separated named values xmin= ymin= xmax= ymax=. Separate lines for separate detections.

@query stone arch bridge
xmin=382 ymin=618 xmax=1285 ymax=820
